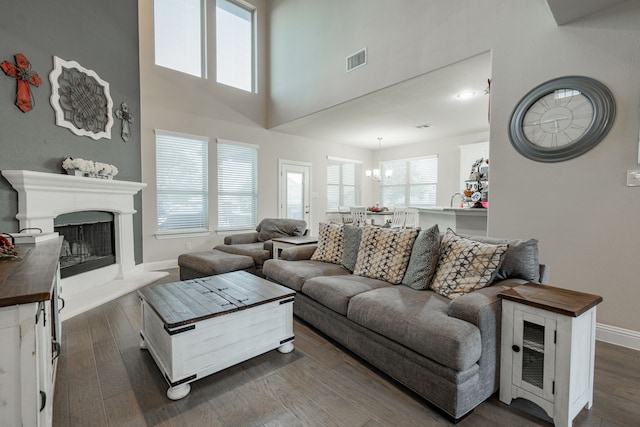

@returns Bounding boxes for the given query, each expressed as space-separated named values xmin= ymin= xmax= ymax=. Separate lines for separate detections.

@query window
xmin=380 ymin=156 xmax=438 ymax=208
xmin=155 ymin=130 xmax=209 ymax=234
xmin=216 ymin=0 xmax=255 ymax=92
xmin=154 ymin=0 xmax=205 ymax=77
xmin=217 ymin=140 xmax=258 ymax=230
xmin=327 ymin=157 xmax=361 ymax=210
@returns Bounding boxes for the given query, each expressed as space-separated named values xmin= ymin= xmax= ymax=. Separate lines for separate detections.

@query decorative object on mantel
xmin=115 ymin=102 xmax=134 ymax=142
xmin=62 ymin=157 xmax=119 ymax=179
xmin=0 ymin=234 xmax=19 ymax=259
xmin=49 ymin=56 xmax=113 ymax=140
xmin=1 ymin=53 xmax=42 ymax=113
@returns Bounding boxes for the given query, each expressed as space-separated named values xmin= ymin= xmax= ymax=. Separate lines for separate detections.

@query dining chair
xmin=405 ymin=208 xmax=419 ymax=229
xmin=338 ymin=206 xmax=353 ymax=224
xmin=349 ymin=206 xmax=368 ymax=227
xmin=389 ymin=207 xmax=408 ymax=229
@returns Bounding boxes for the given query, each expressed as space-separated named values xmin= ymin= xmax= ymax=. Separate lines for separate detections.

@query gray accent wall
xmin=0 ymin=0 xmax=142 ymax=263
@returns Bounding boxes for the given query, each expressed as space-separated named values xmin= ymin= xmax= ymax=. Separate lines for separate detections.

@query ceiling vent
xmin=346 ymin=48 xmax=367 ymax=72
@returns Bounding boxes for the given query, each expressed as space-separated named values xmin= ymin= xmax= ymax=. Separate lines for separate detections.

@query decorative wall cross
xmin=1 ymin=53 xmax=42 ymax=113
xmin=115 ymin=102 xmax=134 ymax=142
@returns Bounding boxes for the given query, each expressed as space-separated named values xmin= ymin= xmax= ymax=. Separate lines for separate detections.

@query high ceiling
xmin=271 ymin=52 xmax=492 ymax=150
xmin=269 ymin=0 xmax=628 ymax=151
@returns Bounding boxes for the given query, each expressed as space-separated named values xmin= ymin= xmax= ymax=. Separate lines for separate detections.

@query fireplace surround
xmin=2 ymin=170 xmax=166 ymax=319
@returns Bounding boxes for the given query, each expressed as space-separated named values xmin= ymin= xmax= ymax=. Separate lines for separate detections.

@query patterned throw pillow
xmin=430 ymin=229 xmax=509 ymax=299
xmin=311 ymin=222 xmax=344 ymax=264
xmin=401 ymin=224 xmax=440 ymax=290
xmin=353 ymin=227 xmax=419 ymax=285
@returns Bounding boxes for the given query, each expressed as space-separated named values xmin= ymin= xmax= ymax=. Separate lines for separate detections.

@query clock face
xmin=508 ymin=76 xmax=615 ymax=163
xmin=522 ymin=90 xmax=594 ymax=148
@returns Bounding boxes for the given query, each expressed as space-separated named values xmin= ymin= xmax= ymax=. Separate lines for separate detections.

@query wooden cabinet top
xmin=498 ymin=283 xmax=602 ymax=317
xmin=0 ymin=237 xmax=63 ymax=307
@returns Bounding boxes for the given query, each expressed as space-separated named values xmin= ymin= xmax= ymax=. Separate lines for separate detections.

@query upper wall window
xmin=216 ymin=0 xmax=255 ymax=92
xmin=154 ymin=0 xmax=205 ymax=78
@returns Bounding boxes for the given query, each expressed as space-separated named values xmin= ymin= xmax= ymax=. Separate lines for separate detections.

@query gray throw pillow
xmin=460 ymin=234 xmax=539 ymax=282
xmin=401 ymin=224 xmax=440 ymax=290
xmin=342 ymin=225 xmax=363 ymax=272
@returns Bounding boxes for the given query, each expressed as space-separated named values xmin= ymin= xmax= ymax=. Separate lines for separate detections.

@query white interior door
xmin=278 ymin=160 xmax=311 ymax=226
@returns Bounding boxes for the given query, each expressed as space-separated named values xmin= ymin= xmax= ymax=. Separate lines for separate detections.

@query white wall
xmin=138 ymin=0 xmax=372 ymax=263
xmin=267 ymin=0 xmax=640 ymax=334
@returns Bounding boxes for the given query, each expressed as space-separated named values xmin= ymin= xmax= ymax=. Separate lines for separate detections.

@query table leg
xmin=277 ymin=342 xmax=294 ymax=353
xmin=167 ymin=383 xmax=191 ymax=400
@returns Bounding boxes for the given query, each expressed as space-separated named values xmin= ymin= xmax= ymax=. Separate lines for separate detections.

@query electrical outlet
xmin=185 ymin=242 xmax=192 ymax=250
xmin=627 ymin=169 xmax=640 ymax=187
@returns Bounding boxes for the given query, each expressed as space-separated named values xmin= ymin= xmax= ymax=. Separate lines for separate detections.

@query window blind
xmin=327 ymin=158 xmax=361 ymax=210
xmin=217 ymin=140 xmax=258 ymax=230
xmin=380 ymin=155 xmax=438 ymax=208
xmin=155 ymin=130 xmax=209 ymax=233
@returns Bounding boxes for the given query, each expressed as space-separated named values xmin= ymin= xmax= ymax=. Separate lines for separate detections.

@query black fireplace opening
xmin=54 ymin=211 xmax=116 ymax=279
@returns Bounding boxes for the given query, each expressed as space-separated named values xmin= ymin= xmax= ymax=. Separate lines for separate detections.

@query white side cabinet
xmin=0 ymin=238 xmax=63 ymax=427
xmin=499 ymin=284 xmax=602 ymax=427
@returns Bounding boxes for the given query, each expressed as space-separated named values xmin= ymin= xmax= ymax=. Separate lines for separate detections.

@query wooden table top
xmin=498 ymin=283 xmax=602 ymax=317
xmin=138 ymin=271 xmax=295 ymax=328
xmin=0 ymin=237 xmax=63 ymax=307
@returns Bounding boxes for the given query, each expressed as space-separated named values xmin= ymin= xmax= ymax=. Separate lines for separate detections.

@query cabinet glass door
xmin=513 ymin=310 xmax=556 ymax=402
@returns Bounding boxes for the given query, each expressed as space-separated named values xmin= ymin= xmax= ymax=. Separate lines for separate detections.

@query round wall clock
xmin=508 ymin=76 xmax=615 ymax=162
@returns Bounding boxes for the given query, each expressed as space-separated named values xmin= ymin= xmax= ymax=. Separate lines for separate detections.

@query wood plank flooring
xmin=53 ymin=269 xmax=640 ymax=426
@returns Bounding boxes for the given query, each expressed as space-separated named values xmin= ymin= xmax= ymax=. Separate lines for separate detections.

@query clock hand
xmin=524 ymin=115 xmax=569 ymax=126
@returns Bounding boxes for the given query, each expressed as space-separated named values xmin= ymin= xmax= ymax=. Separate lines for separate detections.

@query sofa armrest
xmin=447 ymin=278 xmax=528 ymax=394
xmin=280 ymin=244 xmax=318 ymax=261
xmin=224 ymin=232 xmax=259 ymax=245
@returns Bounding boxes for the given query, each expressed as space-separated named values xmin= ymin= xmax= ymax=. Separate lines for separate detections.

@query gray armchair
xmin=215 ymin=218 xmax=307 ymax=274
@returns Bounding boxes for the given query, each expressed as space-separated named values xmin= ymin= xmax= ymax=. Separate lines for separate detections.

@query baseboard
xmin=144 ymin=259 xmax=178 ymax=271
xmin=596 ymin=322 xmax=640 ymax=351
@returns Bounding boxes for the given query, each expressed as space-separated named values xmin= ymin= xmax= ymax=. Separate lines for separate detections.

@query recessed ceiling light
xmin=456 ymin=90 xmax=476 ymax=100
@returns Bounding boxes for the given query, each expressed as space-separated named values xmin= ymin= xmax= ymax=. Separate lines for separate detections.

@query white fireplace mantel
xmin=1 ymin=170 xmax=159 ymax=319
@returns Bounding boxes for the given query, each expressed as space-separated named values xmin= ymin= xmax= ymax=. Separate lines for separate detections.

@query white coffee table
xmin=139 ymin=271 xmax=295 ymax=400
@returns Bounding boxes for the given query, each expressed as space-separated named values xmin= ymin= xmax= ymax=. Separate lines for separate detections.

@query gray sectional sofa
xmin=263 ymin=223 xmax=548 ymax=422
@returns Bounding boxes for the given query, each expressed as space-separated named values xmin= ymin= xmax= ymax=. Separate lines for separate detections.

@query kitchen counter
xmin=417 ymin=207 xmax=487 ymax=236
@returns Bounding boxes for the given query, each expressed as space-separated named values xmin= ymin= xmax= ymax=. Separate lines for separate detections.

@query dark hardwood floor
xmin=53 ymin=269 xmax=640 ymax=426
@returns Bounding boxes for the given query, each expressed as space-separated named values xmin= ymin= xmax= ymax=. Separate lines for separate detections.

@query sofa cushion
xmin=430 ymin=229 xmax=509 ymax=300
xmin=311 ymin=222 xmax=344 ymax=264
xmin=256 ymin=218 xmax=307 ymax=242
xmin=402 ymin=224 xmax=440 ymax=290
xmin=262 ymin=259 xmax=350 ymax=292
xmin=347 ymin=286 xmax=482 ymax=371
xmin=342 ymin=224 xmax=363 ymax=272
xmin=302 ymin=275 xmax=392 ymax=316
xmin=214 ymin=242 xmax=271 ymax=266
xmin=460 ymin=234 xmax=540 ymax=282
xmin=353 ymin=227 xmax=419 ymax=285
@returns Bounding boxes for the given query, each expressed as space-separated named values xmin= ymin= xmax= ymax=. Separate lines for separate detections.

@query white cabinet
xmin=499 ymin=284 xmax=602 ymax=427
xmin=0 ymin=238 xmax=63 ymax=427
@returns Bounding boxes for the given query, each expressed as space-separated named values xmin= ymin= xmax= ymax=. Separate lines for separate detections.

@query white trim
xmin=596 ymin=323 xmax=640 ymax=351
xmin=327 ymin=156 xmax=363 ymax=164
xmin=144 ymin=259 xmax=179 ymax=271
xmin=217 ymin=138 xmax=259 ymax=149
xmin=155 ymin=128 xmax=210 ymax=142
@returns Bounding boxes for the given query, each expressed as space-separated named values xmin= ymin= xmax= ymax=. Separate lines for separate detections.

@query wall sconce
xmin=366 ymin=138 xmax=393 ymax=181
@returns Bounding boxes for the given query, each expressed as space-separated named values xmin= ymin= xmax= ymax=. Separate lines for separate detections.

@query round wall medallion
xmin=508 ymin=76 xmax=615 ymax=162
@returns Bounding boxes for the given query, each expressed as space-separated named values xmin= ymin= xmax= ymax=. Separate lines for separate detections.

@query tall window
xmin=155 ymin=130 xmax=209 ymax=234
xmin=216 ymin=0 xmax=255 ymax=92
xmin=380 ymin=156 xmax=438 ymax=208
xmin=217 ymin=140 xmax=258 ymax=230
xmin=327 ymin=157 xmax=361 ymax=210
xmin=154 ymin=0 xmax=205 ymax=78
